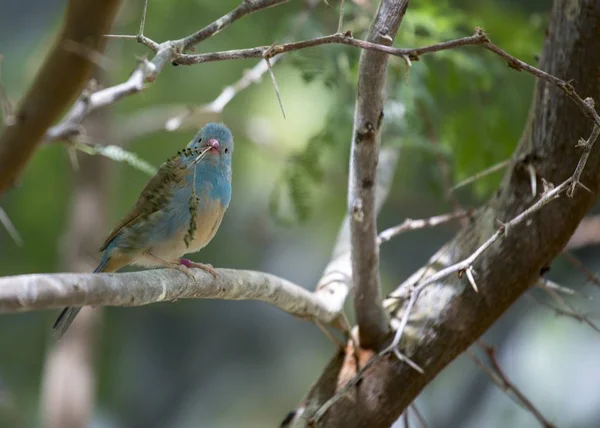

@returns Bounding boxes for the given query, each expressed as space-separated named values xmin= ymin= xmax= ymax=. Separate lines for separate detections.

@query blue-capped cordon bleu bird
xmin=53 ymin=123 xmax=234 ymax=339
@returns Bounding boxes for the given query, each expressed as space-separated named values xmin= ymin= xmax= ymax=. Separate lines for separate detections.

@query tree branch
xmin=0 ymin=0 xmax=122 ymax=194
xmin=45 ymin=0 xmax=291 ymax=143
xmin=173 ymin=31 xmax=487 ymax=65
xmin=0 ymin=269 xmax=342 ymax=324
xmin=291 ymin=0 xmax=600 ymax=426
xmin=467 ymin=342 xmax=555 ymax=428
xmin=177 ymin=0 xmax=290 ymax=51
xmin=349 ymin=0 xmax=410 ymax=349
xmin=314 ymin=147 xmax=400 ymax=327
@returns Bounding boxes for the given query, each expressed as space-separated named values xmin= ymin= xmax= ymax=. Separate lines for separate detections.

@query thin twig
xmin=50 ymin=26 xmax=600 ymax=177
xmin=264 ymin=56 xmax=286 ymax=119
xmin=537 ymin=278 xmax=577 ymax=296
xmin=178 ymin=0 xmax=290 ymax=51
xmin=46 ymin=0 xmax=290 ymax=142
xmin=162 ymin=58 xmax=279 ymax=133
xmin=452 ymin=158 xmax=511 ymax=191
xmin=410 ymin=403 xmax=428 ymax=428
xmin=562 ymin=251 xmax=600 ymax=288
xmin=104 ymin=34 xmax=138 ymax=40
xmin=542 ymin=283 xmax=600 ymax=333
xmin=337 ymin=0 xmax=346 ymax=33
xmin=402 ymin=180 xmax=569 ymax=293
xmin=378 ymin=211 xmax=469 ymax=244
xmin=139 ymin=0 xmax=149 ymax=36
xmin=529 ymin=293 xmax=599 ymax=331
xmin=0 ymin=206 xmax=23 ymax=247
xmin=174 ymin=31 xmax=489 ymax=65
xmin=468 ymin=343 xmax=556 ymax=428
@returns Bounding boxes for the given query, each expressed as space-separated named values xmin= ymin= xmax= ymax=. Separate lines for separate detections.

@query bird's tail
xmin=52 ymin=255 xmax=115 ymax=340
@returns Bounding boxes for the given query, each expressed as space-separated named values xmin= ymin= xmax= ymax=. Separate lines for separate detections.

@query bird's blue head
xmin=186 ymin=123 xmax=233 ymax=168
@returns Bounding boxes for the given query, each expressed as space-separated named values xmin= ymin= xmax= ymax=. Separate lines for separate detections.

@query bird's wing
xmin=99 ymin=154 xmax=188 ymax=251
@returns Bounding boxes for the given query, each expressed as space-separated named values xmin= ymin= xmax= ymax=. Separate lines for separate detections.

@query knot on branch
xmin=474 ymin=27 xmax=490 ymax=43
xmin=584 ymin=97 xmax=595 ymax=108
xmin=355 ymin=121 xmax=377 ymax=144
xmin=351 ymin=198 xmax=364 ymax=222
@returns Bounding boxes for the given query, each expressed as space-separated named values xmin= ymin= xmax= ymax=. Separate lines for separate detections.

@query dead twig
xmin=467 ymin=342 xmax=556 ymax=428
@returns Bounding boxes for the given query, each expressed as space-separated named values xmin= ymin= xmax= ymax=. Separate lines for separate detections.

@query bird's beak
xmin=207 ymin=138 xmax=220 ymax=151
xmin=192 ymin=138 xmax=221 ymax=165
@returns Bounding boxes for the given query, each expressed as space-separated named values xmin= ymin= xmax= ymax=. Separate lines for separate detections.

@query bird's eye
xmin=224 ymin=148 xmax=229 ymax=153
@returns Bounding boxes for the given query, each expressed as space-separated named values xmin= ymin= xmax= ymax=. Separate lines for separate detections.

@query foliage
xmin=271 ymin=0 xmax=545 ymax=223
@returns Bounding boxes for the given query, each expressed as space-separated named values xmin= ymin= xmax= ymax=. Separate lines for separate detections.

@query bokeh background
xmin=1 ymin=0 xmax=599 ymax=427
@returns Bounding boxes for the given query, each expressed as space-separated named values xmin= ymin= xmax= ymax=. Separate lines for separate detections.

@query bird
xmin=53 ymin=123 xmax=234 ymax=339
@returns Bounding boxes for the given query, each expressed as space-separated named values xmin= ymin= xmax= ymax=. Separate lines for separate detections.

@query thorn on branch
xmin=465 ymin=266 xmax=478 ymax=293
xmin=576 ymin=137 xmax=590 ymax=149
xmin=337 ymin=0 xmax=346 ymax=33
xmin=526 ymin=163 xmax=537 ymax=197
xmin=495 ymin=219 xmax=508 ymax=237
xmin=264 ymin=56 xmax=286 ymax=119
xmin=139 ymin=0 xmax=149 ymax=36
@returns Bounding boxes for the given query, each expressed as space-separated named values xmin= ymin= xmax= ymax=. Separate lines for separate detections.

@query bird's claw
xmin=171 ymin=263 xmax=196 ymax=280
xmin=179 ymin=258 xmax=219 ymax=278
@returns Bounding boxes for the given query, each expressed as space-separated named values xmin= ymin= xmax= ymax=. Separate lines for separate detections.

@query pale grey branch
xmin=314 ymin=148 xmax=400 ymax=320
xmin=46 ymin=0 xmax=290 ymax=142
xmin=0 ymin=269 xmax=341 ymax=325
xmin=349 ymin=0 xmax=410 ymax=349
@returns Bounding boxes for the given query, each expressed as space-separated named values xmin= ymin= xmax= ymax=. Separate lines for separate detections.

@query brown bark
xmin=291 ymin=0 xmax=600 ymax=426
xmin=349 ymin=0 xmax=411 ymax=349
xmin=0 ymin=0 xmax=121 ymax=194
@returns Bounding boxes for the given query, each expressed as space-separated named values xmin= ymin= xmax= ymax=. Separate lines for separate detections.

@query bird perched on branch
xmin=53 ymin=123 xmax=234 ymax=339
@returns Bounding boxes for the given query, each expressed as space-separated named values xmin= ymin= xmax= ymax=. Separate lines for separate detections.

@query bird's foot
xmin=179 ymin=258 xmax=218 ymax=278
xmin=170 ymin=263 xmax=196 ymax=280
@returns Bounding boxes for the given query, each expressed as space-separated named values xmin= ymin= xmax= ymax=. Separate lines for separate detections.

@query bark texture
xmin=349 ymin=0 xmax=411 ymax=349
xmin=291 ymin=1 xmax=600 ymax=426
xmin=0 ymin=0 xmax=121 ymax=194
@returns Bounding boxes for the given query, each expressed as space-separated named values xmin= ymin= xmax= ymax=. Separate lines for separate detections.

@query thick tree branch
xmin=0 ymin=269 xmax=341 ymax=324
xmin=349 ymin=0 xmax=410 ymax=350
xmin=314 ymin=148 xmax=400 ymax=323
xmin=0 ymin=0 xmax=122 ymax=194
xmin=292 ymin=0 xmax=600 ymax=426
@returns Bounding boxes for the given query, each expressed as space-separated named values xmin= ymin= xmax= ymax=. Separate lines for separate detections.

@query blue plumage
xmin=53 ymin=123 xmax=234 ymax=339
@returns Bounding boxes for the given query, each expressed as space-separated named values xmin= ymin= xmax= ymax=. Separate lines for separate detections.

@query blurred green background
xmin=1 ymin=0 xmax=600 ymax=427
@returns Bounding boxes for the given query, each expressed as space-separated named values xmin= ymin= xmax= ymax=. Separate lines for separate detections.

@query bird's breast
xmin=185 ymin=201 xmax=225 ymax=253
